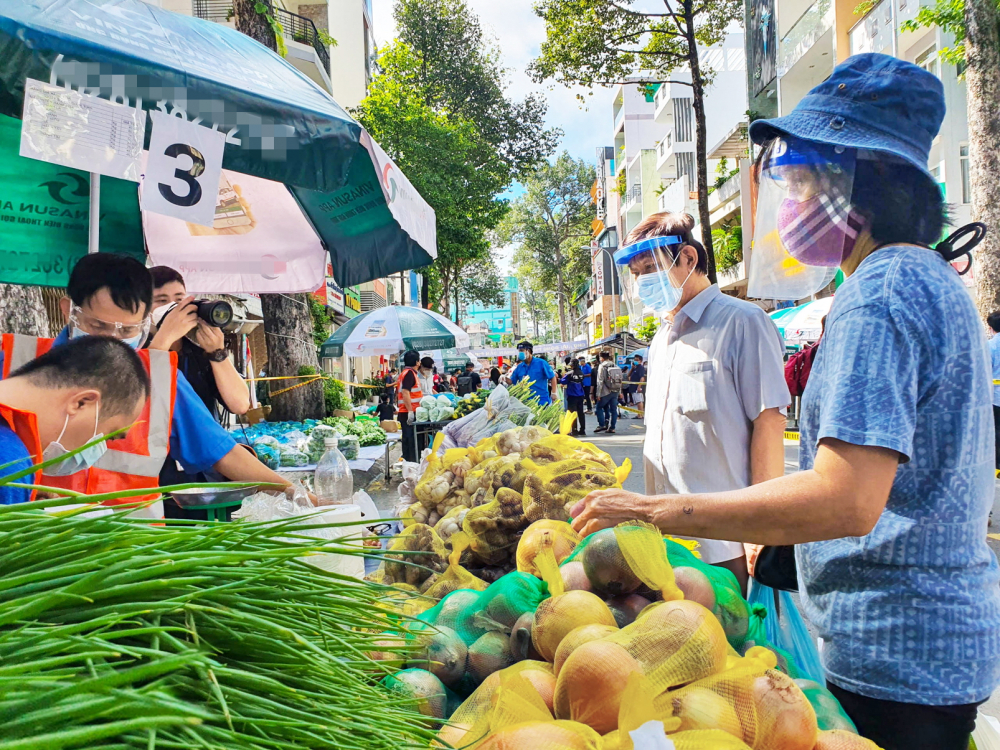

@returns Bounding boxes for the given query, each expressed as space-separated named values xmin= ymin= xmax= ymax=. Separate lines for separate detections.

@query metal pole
xmin=88 ymin=172 xmax=100 ymax=253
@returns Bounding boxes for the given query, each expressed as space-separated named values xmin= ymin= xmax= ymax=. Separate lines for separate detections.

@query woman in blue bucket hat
xmin=571 ymin=53 xmax=999 ymax=749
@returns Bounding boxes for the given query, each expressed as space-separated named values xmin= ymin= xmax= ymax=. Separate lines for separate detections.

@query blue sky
xmin=371 ymin=0 xmax=617 ymax=167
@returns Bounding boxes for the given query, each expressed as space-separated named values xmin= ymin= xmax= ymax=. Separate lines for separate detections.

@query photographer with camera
xmin=148 ymin=267 xmax=251 ymax=421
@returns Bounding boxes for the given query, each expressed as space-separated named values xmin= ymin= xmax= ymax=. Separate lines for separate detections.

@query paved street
xmin=583 ymin=421 xmax=1000 ymax=721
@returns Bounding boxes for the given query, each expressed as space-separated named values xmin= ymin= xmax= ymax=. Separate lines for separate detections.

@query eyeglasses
xmin=70 ymin=305 xmax=151 ymax=340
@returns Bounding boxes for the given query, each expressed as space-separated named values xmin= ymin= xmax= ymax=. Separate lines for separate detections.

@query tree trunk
xmin=233 ymin=0 xmax=277 ymax=48
xmin=967 ymin=0 xmax=1000 ymax=319
xmin=684 ymin=1 xmax=718 ymax=284
xmin=259 ymin=293 xmax=325 ymax=421
xmin=0 ymin=285 xmax=49 ymax=336
xmin=234 ymin=6 xmax=324 ymax=421
xmin=555 ymin=271 xmax=568 ymax=342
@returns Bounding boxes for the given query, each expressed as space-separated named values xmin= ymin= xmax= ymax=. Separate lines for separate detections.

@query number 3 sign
xmin=141 ymin=110 xmax=226 ymax=228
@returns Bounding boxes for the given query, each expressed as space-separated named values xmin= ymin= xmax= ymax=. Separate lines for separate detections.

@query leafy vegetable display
xmin=0 ymin=500 xmax=436 ymax=749
xmin=323 ymin=416 xmax=388 ymax=447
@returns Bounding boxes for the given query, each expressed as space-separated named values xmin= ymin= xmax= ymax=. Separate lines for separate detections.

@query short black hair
xmin=600 ymin=350 xmax=611 ymax=360
xmin=403 ymin=350 xmax=419 ymax=367
xmin=517 ymin=341 xmax=533 ymax=352
xmin=68 ymin=254 xmax=152 ymax=315
xmin=988 ymin=312 xmax=1000 ymax=334
xmin=465 ymin=361 xmax=474 ymax=368
xmin=633 ymin=354 xmax=643 ymax=362
xmin=420 ymin=357 xmax=434 ymax=369
xmin=11 ymin=337 xmax=150 ymax=418
xmin=149 ymin=266 xmax=185 ymax=290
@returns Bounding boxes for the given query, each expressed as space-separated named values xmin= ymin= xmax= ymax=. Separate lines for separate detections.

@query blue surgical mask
xmin=517 ymin=351 xmax=527 ymax=362
xmin=42 ymin=405 xmax=107 ymax=476
xmin=635 ymin=260 xmax=695 ymax=314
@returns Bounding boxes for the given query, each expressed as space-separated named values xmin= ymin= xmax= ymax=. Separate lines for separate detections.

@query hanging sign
xmin=141 ymin=110 xmax=225 ymax=227
xmin=19 ymin=78 xmax=146 ymax=181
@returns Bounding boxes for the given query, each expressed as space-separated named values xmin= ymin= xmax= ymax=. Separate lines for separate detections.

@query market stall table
xmin=413 ymin=419 xmax=451 ymax=456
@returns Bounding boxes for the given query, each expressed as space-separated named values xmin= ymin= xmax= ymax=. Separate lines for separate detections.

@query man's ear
xmin=681 ymin=245 xmax=700 ymax=271
xmin=59 ymin=296 xmax=72 ymax=323
xmin=67 ymin=389 xmax=100 ymax=416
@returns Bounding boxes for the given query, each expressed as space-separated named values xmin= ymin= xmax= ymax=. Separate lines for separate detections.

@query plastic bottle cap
xmin=324 ymin=437 xmax=339 ymax=448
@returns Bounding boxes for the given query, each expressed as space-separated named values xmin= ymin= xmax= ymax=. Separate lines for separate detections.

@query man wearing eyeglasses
xmin=0 ymin=254 xmax=294 ymax=517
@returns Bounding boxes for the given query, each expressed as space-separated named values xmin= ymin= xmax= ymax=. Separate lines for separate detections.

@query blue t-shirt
xmin=19 ymin=331 xmax=237 ymax=475
xmin=797 ymin=245 xmax=1000 ymax=705
xmin=560 ymin=372 xmax=585 ymax=398
xmin=581 ymin=363 xmax=592 ymax=387
xmin=510 ymin=357 xmax=555 ymax=406
xmin=0 ymin=423 xmax=32 ymax=505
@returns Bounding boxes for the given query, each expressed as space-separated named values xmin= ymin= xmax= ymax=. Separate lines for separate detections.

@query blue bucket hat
xmin=748 ymin=53 xmax=945 ymax=181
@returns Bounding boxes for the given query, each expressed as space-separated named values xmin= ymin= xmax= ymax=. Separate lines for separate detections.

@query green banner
xmin=0 ymin=114 xmax=145 ymax=286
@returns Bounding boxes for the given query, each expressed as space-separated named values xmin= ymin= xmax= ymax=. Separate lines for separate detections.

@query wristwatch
xmin=207 ymin=348 xmax=228 ymax=363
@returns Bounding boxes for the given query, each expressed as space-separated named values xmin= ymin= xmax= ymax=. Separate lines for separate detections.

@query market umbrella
xmin=0 ymin=0 xmax=436 ymax=287
xmin=768 ymin=297 xmax=834 ymax=343
xmin=320 ymin=307 xmax=470 ymax=358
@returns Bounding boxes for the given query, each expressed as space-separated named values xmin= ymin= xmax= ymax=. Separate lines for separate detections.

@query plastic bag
xmin=437 ymin=394 xmax=453 ymax=407
xmin=415 ymin=406 xmax=430 ymax=423
xmin=420 ymin=395 xmax=439 ymax=409
xmin=254 ymin=444 xmax=280 ymax=469
xmin=442 ymin=386 xmax=533 ymax=450
xmin=337 ymin=434 xmax=360 ymax=461
xmin=252 ymin=435 xmax=281 ymax=449
xmin=745 ymin=581 xmax=824 ymax=684
xmin=281 ymin=429 xmax=309 ymax=449
xmin=794 ymin=679 xmax=858 ymax=732
xmin=279 ymin=449 xmax=309 ymax=467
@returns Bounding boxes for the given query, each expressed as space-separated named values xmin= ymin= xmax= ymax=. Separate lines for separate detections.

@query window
xmin=960 ymin=144 xmax=971 ymax=204
xmin=915 ymin=46 xmax=939 ymax=78
xmin=929 ymin=162 xmax=945 ymax=198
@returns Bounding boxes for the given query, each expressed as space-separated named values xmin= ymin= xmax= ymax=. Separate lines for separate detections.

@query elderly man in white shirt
xmin=612 ymin=212 xmax=789 ymax=590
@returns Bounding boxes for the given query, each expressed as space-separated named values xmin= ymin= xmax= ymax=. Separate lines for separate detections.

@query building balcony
xmin=653 ymin=79 xmax=691 ymax=125
xmin=192 ymin=0 xmax=332 ymax=90
xmin=623 ymin=184 xmax=643 ymax=213
xmin=778 ymin=0 xmax=834 ymax=78
xmin=614 ymin=106 xmax=625 ymax=134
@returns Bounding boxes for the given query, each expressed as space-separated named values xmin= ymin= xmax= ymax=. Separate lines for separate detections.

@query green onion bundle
xmin=0 ymin=502 xmax=436 ymax=749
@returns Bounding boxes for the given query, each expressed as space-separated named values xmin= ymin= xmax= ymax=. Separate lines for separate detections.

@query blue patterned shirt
xmin=989 ymin=334 xmax=1000 ymax=407
xmin=797 ymin=245 xmax=1000 ymax=705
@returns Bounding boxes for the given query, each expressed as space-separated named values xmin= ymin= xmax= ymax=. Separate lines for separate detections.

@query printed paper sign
xmin=19 ymin=78 xmax=146 ymax=181
xmin=141 ymin=110 xmax=225 ymax=227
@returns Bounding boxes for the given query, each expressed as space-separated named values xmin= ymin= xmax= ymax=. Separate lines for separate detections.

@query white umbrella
xmin=319 ymin=306 xmax=470 ymax=357
xmin=769 ymin=297 xmax=834 ymax=343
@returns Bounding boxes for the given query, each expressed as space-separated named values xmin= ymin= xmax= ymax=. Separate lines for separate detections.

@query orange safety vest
xmin=396 ymin=366 xmax=423 ymax=413
xmin=1 ymin=334 xmax=177 ymax=518
xmin=0 ymin=402 xmax=43 ymax=501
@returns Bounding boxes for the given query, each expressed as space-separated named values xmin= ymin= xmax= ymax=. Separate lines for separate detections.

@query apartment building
xmin=747 ymin=0 xmax=971 ymax=226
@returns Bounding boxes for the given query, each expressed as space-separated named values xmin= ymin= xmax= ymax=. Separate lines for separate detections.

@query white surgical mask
xmin=42 ymin=404 xmax=106 ymax=476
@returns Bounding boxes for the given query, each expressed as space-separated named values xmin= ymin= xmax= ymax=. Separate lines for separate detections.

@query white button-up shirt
xmin=643 ymin=284 xmax=790 ymax=563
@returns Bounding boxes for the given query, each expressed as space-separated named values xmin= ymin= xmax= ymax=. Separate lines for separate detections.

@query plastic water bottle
xmin=314 ymin=438 xmax=353 ymax=506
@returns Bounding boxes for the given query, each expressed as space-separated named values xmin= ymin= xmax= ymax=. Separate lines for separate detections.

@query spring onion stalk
xmin=0 ymin=499 xmax=439 ymax=749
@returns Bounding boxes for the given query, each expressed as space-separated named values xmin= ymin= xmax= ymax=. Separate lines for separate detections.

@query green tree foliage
xmin=357 ymin=0 xmax=559 ymax=315
xmin=501 ymin=153 xmax=596 ymax=342
xmin=514 ymin=251 xmax=558 ymax=339
xmin=711 ymin=220 xmax=743 ymax=273
xmin=530 ymin=0 xmax=743 ymax=283
xmin=308 ymin=296 xmax=333 ymax=346
xmin=354 ymin=43 xmax=508 ymax=316
xmin=395 ymin=0 xmax=560 ymax=181
xmin=899 ymin=0 xmax=999 ymax=65
xmin=635 ymin=316 xmax=660 ymax=341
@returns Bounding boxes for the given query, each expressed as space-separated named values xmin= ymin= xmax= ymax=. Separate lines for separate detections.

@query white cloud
xmin=370 ymin=0 xmax=617 ymax=165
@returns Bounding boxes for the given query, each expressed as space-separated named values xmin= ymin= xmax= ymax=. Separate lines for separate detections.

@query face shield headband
xmin=614 ymin=235 xmax=690 ymax=316
xmin=747 ymin=137 xmax=864 ymax=300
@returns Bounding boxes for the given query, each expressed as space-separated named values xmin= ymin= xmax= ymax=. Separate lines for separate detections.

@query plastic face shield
xmin=613 ymin=235 xmax=688 ymax=317
xmin=747 ymin=137 xmax=861 ymax=300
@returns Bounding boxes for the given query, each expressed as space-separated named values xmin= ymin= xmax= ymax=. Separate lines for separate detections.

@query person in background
xmin=594 ymin=350 xmax=622 ymax=434
xmin=395 ymin=350 xmax=422 ymax=462
xmin=629 ymin=354 xmax=647 ymax=419
xmin=383 ymin=368 xmax=398 ymax=405
xmin=591 ymin=355 xmax=601 ymax=406
xmin=148 ymin=267 xmax=250 ymax=420
xmin=579 ymin=357 xmax=593 ymax=413
xmin=574 ymin=55 xmax=1000 ymax=748
xmin=0 ymin=337 xmax=149 ymax=505
xmin=375 ymin=393 xmax=396 ymax=423
xmin=620 ymin=360 xmax=633 ymax=408
xmin=0 ymin=254 xmax=296 ymax=517
xmin=500 ymin=363 xmax=512 ymax=386
xmin=560 ymin=360 xmax=587 ymax=436
xmin=465 ymin=361 xmax=482 ymax=392
xmin=417 ymin=357 xmax=436 ymax=398
xmin=490 ymin=365 xmax=502 ymax=387
xmin=510 ymin=341 xmax=557 ymax=406
xmin=989 ymin=311 xmax=1000 ymax=471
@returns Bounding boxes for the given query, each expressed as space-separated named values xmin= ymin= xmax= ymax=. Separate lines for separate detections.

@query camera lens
xmin=196 ymin=300 xmax=233 ymax=327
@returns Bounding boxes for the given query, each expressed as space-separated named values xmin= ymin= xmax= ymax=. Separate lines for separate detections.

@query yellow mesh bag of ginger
xmin=423 ymin=532 xmax=489 ymax=600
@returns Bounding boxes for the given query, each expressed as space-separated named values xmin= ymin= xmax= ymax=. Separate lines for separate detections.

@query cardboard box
xmin=333 ymin=410 xmax=355 ymax=421
xmin=380 ymin=420 xmax=400 ymax=433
